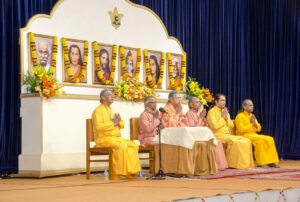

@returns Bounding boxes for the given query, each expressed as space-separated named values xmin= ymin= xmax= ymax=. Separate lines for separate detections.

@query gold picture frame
xmin=119 ymin=46 xmax=141 ymax=80
xmin=62 ymin=37 xmax=88 ymax=83
xmin=166 ymin=52 xmax=186 ymax=91
xmin=143 ymin=49 xmax=164 ymax=89
xmin=28 ymin=33 xmax=57 ymax=77
xmin=92 ymin=42 xmax=117 ymax=85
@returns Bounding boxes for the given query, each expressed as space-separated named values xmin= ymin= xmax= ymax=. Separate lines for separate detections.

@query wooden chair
xmin=130 ymin=117 xmax=155 ymax=174
xmin=86 ymin=119 xmax=112 ymax=179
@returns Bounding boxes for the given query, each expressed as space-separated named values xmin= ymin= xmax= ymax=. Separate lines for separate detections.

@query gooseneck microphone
xmin=159 ymin=107 xmax=168 ymax=114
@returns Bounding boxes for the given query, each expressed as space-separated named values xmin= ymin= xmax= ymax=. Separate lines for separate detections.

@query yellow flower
xmin=43 ymin=89 xmax=50 ymax=96
xmin=35 ymin=86 xmax=41 ymax=92
xmin=32 ymin=67 xmax=39 ymax=75
xmin=201 ymin=99 xmax=207 ymax=106
xmin=113 ymin=77 xmax=154 ymax=102
xmin=190 ymin=82 xmax=196 ymax=89
xmin=186 ymin=77 xmax=214 ymax=106
xmin=24 ymin=65 xmax=63 ymax=99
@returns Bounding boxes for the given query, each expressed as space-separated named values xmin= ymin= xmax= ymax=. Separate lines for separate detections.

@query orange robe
xmin=186 ymin=109 xmax=228 ymax=170
xmin=163 ymin=101 xmax=188 ymax=127
xmin=138 ymin=111 xmax=160 ymax=147
xmin=185 ymin=109 xmax=208 ymax=127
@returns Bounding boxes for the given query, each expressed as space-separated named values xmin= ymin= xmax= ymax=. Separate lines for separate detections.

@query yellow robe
xmin=92 ymin=104 xmax=140 ymax=175
xmin=235 ymin=111 xmax=279 ymax=165
xmin=207 ymin=106 xmax=254 ymax=169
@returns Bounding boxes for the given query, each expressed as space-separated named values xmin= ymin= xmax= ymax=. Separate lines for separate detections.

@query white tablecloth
xmin=156 ymin=127 xmax=217 ymax=149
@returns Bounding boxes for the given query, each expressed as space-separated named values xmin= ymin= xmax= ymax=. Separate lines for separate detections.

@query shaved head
xmin=242 ymin=99 xmax=254 ymax=113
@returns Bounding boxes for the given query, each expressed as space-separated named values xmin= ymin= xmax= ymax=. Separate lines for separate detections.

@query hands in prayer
xmin=113 ymin=113 xmax=121 ymax=127
xmin=175 ymin=104 xmax=183 ymax=115
xmin=250 ymin=114 xmax=257 ymax=127
xmin=179 ymin=115 xmax=189 ymax=126
xmin=200 ymin=108 xmax=207 ymax=119
xmin=146 ymin=107 xmax=160 ymax=119
xmin=149 ymin=109 xmax=160 ymax=119
xmin=153 ymin=110 xmax=160 ymax=119
xmin=221 ymin=107 xmax=229 ymax=120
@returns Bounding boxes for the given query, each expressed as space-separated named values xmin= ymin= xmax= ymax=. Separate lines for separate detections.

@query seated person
xmin=185 ymin=96 xmax=208 ymax=127
xmin=186 ymin=96 xmax=228 ymax=170
xmin=138 ymin=96 xmax=163 ymax=147
xmin=235 ymin=99 xmax=279 ymax=167
xmin=162 ymin=91 xmax=188 ymax=127
xmin=92 ymin=89 xmax=140 ymax=180
xmin=207 ymin=94 xmax=254 ymax=169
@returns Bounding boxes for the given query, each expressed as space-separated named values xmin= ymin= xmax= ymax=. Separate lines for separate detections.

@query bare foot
xmin=268 ymin=163 xmax=280 ymax=168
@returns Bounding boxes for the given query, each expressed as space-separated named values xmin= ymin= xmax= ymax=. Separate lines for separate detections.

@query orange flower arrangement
xmin=23 ymin=65 xmax=63 ymax=99
xmin=113 ymin=76 xmax=154 ymax=102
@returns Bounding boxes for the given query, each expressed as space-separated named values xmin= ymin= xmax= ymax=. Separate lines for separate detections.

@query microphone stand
xmin=148 ymin=118 xmax=166 ymax=180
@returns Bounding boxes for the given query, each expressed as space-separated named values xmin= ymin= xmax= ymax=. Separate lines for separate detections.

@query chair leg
xmin=86 ymin=152 xmax=90 ymax=180
xmin=150 ymin=151 xmax=155 ymax=174
xmin=108 ymin=151 xmax=113 ymax=177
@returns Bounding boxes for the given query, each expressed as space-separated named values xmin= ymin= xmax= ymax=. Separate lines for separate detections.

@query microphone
xmin=159 ymin=107 xmax=168 ymax=114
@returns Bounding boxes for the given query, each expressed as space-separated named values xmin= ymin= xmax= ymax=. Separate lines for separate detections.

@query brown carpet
xmin=0 ymin=160 xmax=299 ymax=202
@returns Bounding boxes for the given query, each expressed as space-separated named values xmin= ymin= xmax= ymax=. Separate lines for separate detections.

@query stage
xmin=1 ymin=160 xmax=299 ymax=202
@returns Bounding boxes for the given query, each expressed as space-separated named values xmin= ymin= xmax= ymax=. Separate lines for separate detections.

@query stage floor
xmin=1 ymin=160 xmax=300 ymax=202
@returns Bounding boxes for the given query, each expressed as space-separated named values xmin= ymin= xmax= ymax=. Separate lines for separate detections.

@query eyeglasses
xmin=38 ymin=50 xmax=49 ymax=56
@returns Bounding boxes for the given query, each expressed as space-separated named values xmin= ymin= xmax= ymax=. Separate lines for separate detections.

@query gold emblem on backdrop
xmin=108 ymin=7 xmax=123 ymax=30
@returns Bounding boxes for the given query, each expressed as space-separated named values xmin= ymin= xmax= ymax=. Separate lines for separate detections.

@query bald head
xmin=144 ymin=96 xmax=155 ymax=105
xmin=100 ymin=89 xmax=114 ymax=105
xmin=37 ymin=41 xmax=49 ymax=49
xmin=188 ymin=96 xmax=202 ymax=110
xmin=188 ymin=96 xmax=197 ymax=107
xmin=168 ymin=90 xmax=181 ymax=107
xmin=242 ymin=99 xmax=254 ymax=113
xmin=144 ymin=96 xmax=157 ymax=111
xmin=37 ymin=41 xmax=50 ymax=66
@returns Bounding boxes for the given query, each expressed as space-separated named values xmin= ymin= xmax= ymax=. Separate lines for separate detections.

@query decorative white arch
xmin=19 ymin=0 xmax=188 ymax=177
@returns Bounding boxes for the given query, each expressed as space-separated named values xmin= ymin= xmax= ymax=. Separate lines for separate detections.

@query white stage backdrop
xmin=19 ymin=0 xmax=186 ymax=176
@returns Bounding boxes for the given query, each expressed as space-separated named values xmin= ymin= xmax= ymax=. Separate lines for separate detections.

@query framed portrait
xmin=92 ymin=42 xmax=117 ymax=85
xmin=119 ymin=46 xmax=141 ymax=80
xmin=143 ymin=49 xmax=164 ymax=89
xmin=62 ymin=38 xmax=88 ymax=83
xmin=166 ymin=53 xmax=186 ymax=91
xmin=28 ymin=33 xmax=57 ymax=76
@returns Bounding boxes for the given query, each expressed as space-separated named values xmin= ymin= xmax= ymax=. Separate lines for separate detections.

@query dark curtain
xmin=0 ymin=0 xmax=57 ymax=173
xmin=132 ymin=0 xmax=300 ymax=159
xmin=1 ymin=0 xmax=299 ymax=173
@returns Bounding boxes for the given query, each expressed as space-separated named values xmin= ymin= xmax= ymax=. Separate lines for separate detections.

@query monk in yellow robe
xmin=235 ymin=99 xmax=279 ymax=167
xmin=92 ymin=89 xmax=140 ymax=180
xmin=207 ymin=94 xmax=254 ymax=169
xmin=162 ymin=91 xmax=188 ymax=127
